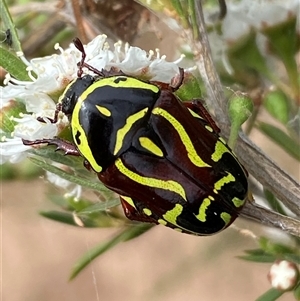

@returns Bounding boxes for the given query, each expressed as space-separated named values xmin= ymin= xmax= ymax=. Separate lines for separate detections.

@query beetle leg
xmin=22 ymin=137 xmax=81 ymax=156
xmin=36 ymin=103 xmax=62 ymax=124
xmin=183 ymin=99 xmax=220 ymax=133
xmin=120 ymin=197 xmax=158 ymax=224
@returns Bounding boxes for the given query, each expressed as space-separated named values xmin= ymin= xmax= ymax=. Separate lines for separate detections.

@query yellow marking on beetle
xmin=114 ymin=108 xmax=149 ymax=155
xmin=195 ymin=197 xmax=211 ymax=222
xmin=139 ymin=137 xmax=164 ymax=157
xmin=208 ymin=195 xmax=215 ymax=201
xmin=205 ymin=125 xmax=214 ymax=132
xmin=174 ymin=228 xmax=183 ymax=233
xmin=96 ymin=105 xmax=111 ymax=117
xmin=115 ymin=158 xmax=187 ymax=201
xmin=220 ymin=212 xmax=231 ymax=225
xmin=232 ymin=197 xmax=245 ymax=208
xmin=143 ymin=208 xmax=152 ymax=216
xmin=162 ymin=204 xmax=183 ymax=226
xmin=211 ymin=140 xmax=230 ymax=162
xmin=158 ymin=219 xmax=167 ymax=225
xmin=121 ymin=195 xmax=136 ymax=209
xmin=214 ymin=173 xmax=235 ymax=192
xmin=187 ymin=109 xmax=214 ymax=133
xmin=188 ymin=108 xmax=203 ymax=119
xmin=58 ymin=79 xmax=77 ymax=103
xmin=72 ymin=96 xmax=102 ymax=173
xmin=152 ymin=107 xmax=210 ymax=168
xmin=219 ymin=137 xmax=227 ymax=145
xmin=80 ymin=76 xmax=159 ymax=100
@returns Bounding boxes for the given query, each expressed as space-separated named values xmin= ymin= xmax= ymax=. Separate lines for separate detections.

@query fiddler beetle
xmin=23 ymin=38 xmax=248 ymax=235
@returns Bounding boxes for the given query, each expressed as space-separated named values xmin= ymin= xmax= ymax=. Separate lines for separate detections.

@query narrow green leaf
xmin=0 ymin=0 xmax=23 ymax=53
xmin=227 ymin=30 xmax=271 ymax=80
xmin=0 ymin=162 xmax=16 ymax=180
xmin=28 ymin=147 xmax=84 ymax=170
xmin=187 ymin=0 xmax=198 ymax=39
xmin=261 ymin=16 xmax=299 ymax=95
xmin=263 ymin=189 xmax=287 ymax=216
xmin=255 ymin=288 xmax=284 ymax=301
xmin=47 ymin=194 xmax=70 ymax=208
xmin=170 ymin=0 xmax=185 ymax=15
xmin=259 ymin=237 xmax=296 ymax=255
xmin=244 ymin=248 xmax=269 ymax=255
xmin=69 ymin=224 xmax=152 ymax=280
xmin=257 ymin=122 xmax=300 ymax=161
xmin=284 ymin=254 xmax=300 ymax=265
xmin=263 ymin=90 xmax=290 ymax=125
xmin=294 ymin=282 xmax=300 ymax=300
xmin=68 ymin=197 xmax=96 ymax=212
xmin=0 ymin=47 xmax=31 ymax=81
xmin=40 ymin=210 xmax=98 ymax=227
xmin=0 ymin=101 xmax=26 ymax=136
xmin=238 ymin=254 xmax=277 ymax=263
xmin=169 ymin=0 xmax=189 ymax=28
xmin=78 ymin=199 xmax=121 ymax=215
xmin=29 ymin=157 xmax=108 ymax=193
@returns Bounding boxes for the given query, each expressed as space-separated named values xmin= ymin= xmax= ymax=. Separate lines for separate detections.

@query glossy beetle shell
xmin=65 ymin=74 xmax=248 ymax=235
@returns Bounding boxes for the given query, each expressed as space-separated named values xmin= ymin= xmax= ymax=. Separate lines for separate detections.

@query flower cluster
xmin=222 ymin=0 xmax=299 ymax=41
xmin=0 ymin=34 xmax=184 ymax=165
xmin=207 ymin=0 xmax=299 ymax=67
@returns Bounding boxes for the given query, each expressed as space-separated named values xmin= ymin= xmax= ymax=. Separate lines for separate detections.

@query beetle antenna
xmin=73 ymin=38 xmax=86 ymax=77
xmin=73 ymin=37 xmax=106 ymax=78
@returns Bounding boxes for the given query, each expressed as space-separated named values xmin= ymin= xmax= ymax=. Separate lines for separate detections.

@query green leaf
xmin=67 ymin=197 xmax=95 ymax=212
xmin=69 ymin=224 xmax=153 ymax=280
xmin=239 ymin=239 xmax=299 ymax=263
xmin=258 ymin=237 xmax=296 ymax=255
xmin=263 ymin=189 xmax=287 ymax=216
xmin=284 ymin=254 xmax=300 ymax=265
xmin=263 ymin=90 xmax=290 ymax=125
xmin=227 ymin=30 xmax=271 ymax=82
xmin=0 ymin=101 xmax=26 ymax=137
xmin=47 ymin=194 xmax=71 ymax=208
xmin=28 ymin=157 xmax=108 ymax=193
xmin=238 ymin=253 xmax=277 ymax=263
xmin=27 ymin=147 xmax=84 ymax=170
xmin=255 ymin=288 xmax=284 ymax=301
xmin=40 ymin=208 xmax=119 ymax=228
xmin=261 ymin=16 xmax=299 ymax=94
xmin=78 ymin=199 xmax=121 ymax=215
xmin=294 ymin=282 xmax=300 ymax=300
xmin=0 ymin=162 xmax=16 ymax=180
xmin=257 ymin=122 xmax=300 ymax=161
xmin=0 ymin=0 xmax=23 ymax=53
xmin=40 ymin=210 xmax=98 ymax=227
xmin=244 ymin=249 xmax=268 ymax=255
xmin=47 ymin=190 xmax=118 ymax=216
xmin=0 ymin=47 xmax=32 ymax=81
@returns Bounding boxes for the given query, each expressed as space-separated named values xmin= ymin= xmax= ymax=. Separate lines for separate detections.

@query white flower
xmin=0 ymin=137 xmax=30 ymax=164
xmin=46 ymin=168 xmax=82 ymax=200
xmin=207 ymin=0 xmax=299 ymax=64
xmin=268 ymin=260 xmax=299 ymax=291
xmin=222 ymin=0 xmax=299 ymax=41
xmin=0 ymin=34 xmax=183 ymax=164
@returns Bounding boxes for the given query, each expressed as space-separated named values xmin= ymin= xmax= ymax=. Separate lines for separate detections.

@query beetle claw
xmin=23 ymin=138 xmax=81 ymax=157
